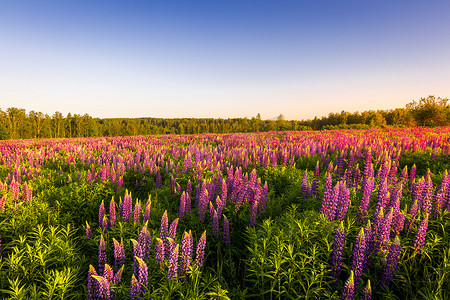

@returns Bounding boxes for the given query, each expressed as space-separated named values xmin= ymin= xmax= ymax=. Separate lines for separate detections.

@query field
xmin=0 ymin=128 xmax=450 ymax=299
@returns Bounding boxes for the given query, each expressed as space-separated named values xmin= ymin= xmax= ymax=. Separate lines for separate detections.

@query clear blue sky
xmin=1 ymin=0 xmax=449 ymax=120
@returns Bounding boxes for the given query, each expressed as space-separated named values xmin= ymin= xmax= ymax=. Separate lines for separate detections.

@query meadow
xmin=0 ymin=127 xmax=449 ymax=299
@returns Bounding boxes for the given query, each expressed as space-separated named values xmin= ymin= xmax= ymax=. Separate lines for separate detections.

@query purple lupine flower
xmin=135 ymin=256 xmax=148 ymax=290
xmin=169 ymin=218 xmax=179 ymax=240
xmin=113 ymin=238 xmax=125 ymax=271
xmin=168 ymin=244 xmax=180 ymax=280
xmin=98 ymin=235 xmax=107 ymax=275
xmin=374 ymin=207 xmax=393 ymax=255
xmin=421 ymin=171 xmax=433 ymax=214
xmin=392 ymin=210 xmax=406 ymax=237
xmin=159 ymin=210 xmax=169 ymax=240
xmin=199 ymin=189 xmax=209 ymax=222
xmin=187 ymin=179 xmax=192 ymax=196
xmin=101 ymin=163 xmax=108 ymax=182
xmin=143 ymin=196 xmax=151 ymax=223
xmin=320 ymin=173 xmax=333 ymax=216
xmin=326 ymin=183 xmax=340 ymax=222
xmin=155 ymin=238 xmax=165 ymax=269
xmin=389 ymin=184 xmax=402 ymax=216
xmin=223 ymin=214 xmax=231 ymax=245
xmin=398 ymin=165 xmax=408 ymax=188
xmin=110 ymin=167 xmax=116 ymax=182
xmin=363 ymin=221 xmax=373 ymax=271
xmin=338 ymin=182 xmax=351 ymax=222
xmin=409 ymin=164 xmax=416 ymax=190
xmin=357 ymin=177 xmax=375 ymax=222
xmin=0 ymin=195 xmax=6 ymax=213
xmin=360 ymin=280 xmax=372 ymax=300
xmin=112 ymin=265 xmax=125 ymax=284
xmin=221 ymin=179 xmax=227 ymax=206
xmin=350 ymin=228 xmax=366 ymax=287
xmin=166 ymin=237 xmax=177 ymax=259
xmin=388 ymin=161 xmax=398 ymax=186
xmin=130 ymin=274 xmax=141 ymax=300
xmin=343 ymin=167 xmax=353 ymax=187
xmin=116 ymin=176 xmax=123 ymax=193
xmin=87 ymin=170 xmax=92 ymax=185
xmin=301 ymin=170 xmax=309 ymax=199
xmin=138 ymin=221 xmax=151 ymax=259
xmin=92 ymin=275 xmax=111 ymax=300
xmin=331 ymin=222 xmax=345 ymax=287
xmin=212 ymin=209 xmax=219 ymax=236
xmin=113 ymin=265 xmax=124 ymax=284
xmin=413 ymin=214 xmax=429 ymax=253
xmin=374 ymin=179 xmax=389 ymax=216
xmin=341 ymin=271 xmax=355 ymax=300
xmin=122 ymin=190 xmax=133 ymax=222
xmin=185 ymin=192 xmax=192 ymax=215
xmin=86 ymin=221 xmax=93 ymax=239
xmin=118 ymin=197 xmax=123 ymax=218
xmin=170 ymin=176 xmax=176 ymax=194
xmin=194 ymin=231 xmax=207 ymax=268
xmin=327 ymin=161 xmax=334 ymax=174
xmin=215 ymin=196 xmax=224 ymax=219
xmin=381 ymin=235 xmax=401 ymax=286
xmin=109 ymin=198 xmax=116 ymax=228
xmin=433 ymin=190 xmax=444 ymax=218
xmin=156 ymin=168 xmax=162 ymax=189
xmin=103 ymin=264 xmax=114 ymax=285
xmin=259 ymin=181 xmax=269 ymax=213
xmin=22 ymin=183 xmax=33 ymax=202
xmin=180 ymin=231 xmax=194 ymax=278
xmin=99 ymin=200 xmax=105 ymax=228
xmin=249 ymin=200 xmax=259 ymax=227
xmin=101 ymin=215 xmax=108 ymax=233
xmin=311 ymin=161 xmax=320 ymax=196
xmin=134 ymin=200 xmax=141 ymax=225
xmin=179 ymin=192 xmax=186 ymax=219
xmin=353 ymin=163 xmax=361 ymax=189
xmin=87 ymin=265 xmax=98 ymax=300
xmin=131 ymin=239 xmax=144 ymax=276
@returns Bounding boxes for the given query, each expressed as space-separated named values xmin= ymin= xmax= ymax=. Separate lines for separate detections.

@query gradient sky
xmin=1 ymin=1 xmax=449 ymax=120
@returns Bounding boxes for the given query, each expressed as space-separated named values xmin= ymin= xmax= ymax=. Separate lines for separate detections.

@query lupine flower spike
xmin=86 ymin=221 xmax=92 ymax=239
xmin=223 ymin=214 xmax=231 ymax=245
xmin=168 ymin=244 xmax=179 ymax=280
xmin=350 ymin=228 xmax=366 ymax=287
xmin=87 ymin=265 xmax=98 ymax=300
xmin=341 ymin=271 xmax=355 ymax=300
xmin=331 ymin=222 xmax=345 ymax=287
xmin=155 ymin=238 xmax=165 ymax=269
xmin=381 ymin=235 xmax=401 ymax=286
xmin=194 ymin=231 xmax=207 ymax=267
xmin=130 ymin=274 xmax=141 ymax=300
xmin=144 ymin=196 xmax=151 ymax=222
xmin=98 ymin=235 xmax=107 ymax=275
xmin=92 ymin=275 xmax=111 ymax=300
xmin=135 ymin=256 xmax=148 ymax=290
xmin=98 ymin=200 xmax=105 ymax=228
xmin=360 ymin=280 xmax=372 ymax=300
xmin=413 ymin=214 xmax=429 ymax=253
xmin=109 ymin=197 xmax=116 ymax=227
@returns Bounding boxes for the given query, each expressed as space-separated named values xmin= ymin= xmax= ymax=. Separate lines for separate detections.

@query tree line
xmin=1 ymin=95 xmax=448 ymax=140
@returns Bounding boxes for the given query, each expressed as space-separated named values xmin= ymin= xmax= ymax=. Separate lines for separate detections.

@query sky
xmin=1 ymin=0 xmax=449 ymax=120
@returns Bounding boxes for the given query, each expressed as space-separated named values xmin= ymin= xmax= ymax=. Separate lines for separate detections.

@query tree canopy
xmin=0 ymin=95 xmax=448 ymax=140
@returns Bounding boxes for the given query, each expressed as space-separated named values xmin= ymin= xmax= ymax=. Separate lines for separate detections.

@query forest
xmin=1 ymin=95 xmax=448 ymax=140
